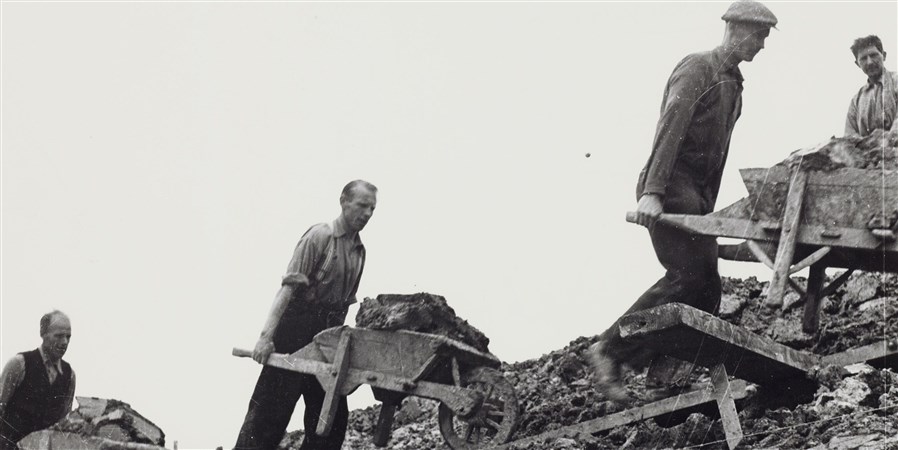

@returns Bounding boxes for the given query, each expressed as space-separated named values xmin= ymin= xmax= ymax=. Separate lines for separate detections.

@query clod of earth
xmin=779 ymin=129 xmax=898 ymax=172
xmin=355 ymin=292 xmax=491 ymax=353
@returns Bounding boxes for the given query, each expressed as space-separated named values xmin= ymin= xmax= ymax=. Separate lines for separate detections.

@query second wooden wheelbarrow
xmin=627 ymin=166 xmax=898 ymax=333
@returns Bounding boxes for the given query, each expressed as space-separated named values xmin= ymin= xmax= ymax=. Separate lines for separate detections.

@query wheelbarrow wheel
xmin=438 ymin=366 xmax=519 ymax=449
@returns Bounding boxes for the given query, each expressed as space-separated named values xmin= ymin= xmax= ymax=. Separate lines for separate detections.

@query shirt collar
xmin=38 ymin=347 xmax=64 ymax=373
xmin=332 ymin=216 xmax=363 ymax=246
xmin=712 ymin=46 xmax=744 ymax=82
xmin=866 ymin=72 xmax=886 ymax=88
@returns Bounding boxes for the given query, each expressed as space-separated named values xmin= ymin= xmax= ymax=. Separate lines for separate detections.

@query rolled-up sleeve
xmin=0 ymin=355 xmax=25 ymax=406
xmin=845 ymin=95 xmax=860 ymax=136
xmin=642 ymin=57 xmax=711 ymax=197
xmin=281 ymin=224 xmax=330 ymax=288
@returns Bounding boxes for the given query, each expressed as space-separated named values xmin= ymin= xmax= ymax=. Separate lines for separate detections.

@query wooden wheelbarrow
xmin=234 ymin=326 xmax=519 ymax=449
xmin=627 ymin=166 xmax=898 ymax=333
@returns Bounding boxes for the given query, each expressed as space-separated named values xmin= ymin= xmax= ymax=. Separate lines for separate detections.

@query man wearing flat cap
xmin=592 ymin=0 xmax=777 ymax=401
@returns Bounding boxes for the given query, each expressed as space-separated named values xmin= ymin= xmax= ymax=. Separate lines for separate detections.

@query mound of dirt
xmin=279 ymin=272 xmax=898 ymax=449
xmin=779 ymin=129 xmax=898 ymax=172
xmin=48 ymin=397 xmax=165 ymax=446
xmin=355 ymin=292 xmax=491 ymax=353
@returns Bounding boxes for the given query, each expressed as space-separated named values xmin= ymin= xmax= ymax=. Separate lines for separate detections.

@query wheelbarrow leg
xmin=802 ymin=264 xmax=827 ymax=333
xmin=373 ymin=397 xmax=399 ymax=447
xmin=710 ymin=363 xmax=743 ymax=450
xmin=768 ymin=170 xmax=808 ymax=306
xmin=317 ymin=329 xmax=353 ymax=437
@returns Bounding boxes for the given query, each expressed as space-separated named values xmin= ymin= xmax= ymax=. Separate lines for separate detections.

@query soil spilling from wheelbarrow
xmin=354 ymin=292 xmax=491 ymax=353
xmin=278 ymin=271 xmax=898 ymax=449
xmin=779 ymin=128 xmax=898 ymax=172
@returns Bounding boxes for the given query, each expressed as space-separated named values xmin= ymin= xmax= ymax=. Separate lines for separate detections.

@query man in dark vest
xmin=0 ymin=310 xmax=76 ymax=450
xmin=235 ymin=180 xmax=377 ymax=450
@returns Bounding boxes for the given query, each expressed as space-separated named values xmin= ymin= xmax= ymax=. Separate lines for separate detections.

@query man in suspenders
xmin=0 ymin=311 xmax=76 ymax=450
xmin=235 ymin=180 xmax=378 ymax=450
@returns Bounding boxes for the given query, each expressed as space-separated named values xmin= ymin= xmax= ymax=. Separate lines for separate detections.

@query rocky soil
xmin=279 ymin=272 xmax=898 ymax=449
xmin=779 ymin=129 xmax=898 ymax=172
xmin=355 ymin=293 xmax=492 ymax=353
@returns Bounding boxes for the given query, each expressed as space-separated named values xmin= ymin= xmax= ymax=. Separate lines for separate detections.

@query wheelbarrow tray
xmin=717 ymin=167 xmax=897 ymax=243
xmin=649 ymin=167 xmax=898 ymax=258
xmin=308 ymin=327 xmax=501 ymax=380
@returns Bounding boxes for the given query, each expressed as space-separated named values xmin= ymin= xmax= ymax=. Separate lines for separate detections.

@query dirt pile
xmin=278 ymin=272 xmax=898 ymax=449
xmin=17 ymin=397 xmax=165 ymax=450
xmin=355 ymin=292 xmax=491 ymax=353
xmin=779 ymin=129 xmax=898 ymax=172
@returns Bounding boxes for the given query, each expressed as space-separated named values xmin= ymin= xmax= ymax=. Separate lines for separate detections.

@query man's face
xmin=41 ymin=315 xmax=72 ymax=361
xmin=733 ymin=24 xmax=770 ymax=62
xmin=341 ymin=187 xmax=377 ymax=233
xmin=855 ymin=46 xmax=886 ymax=80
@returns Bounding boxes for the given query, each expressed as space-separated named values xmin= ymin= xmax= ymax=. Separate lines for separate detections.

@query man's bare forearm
xmin=259 ymin=284 xmax=296 ymax=340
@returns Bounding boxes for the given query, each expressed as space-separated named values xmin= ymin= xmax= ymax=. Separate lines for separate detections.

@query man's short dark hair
xmin=340 ymin=180 xmax=377 ymax=203
xmin=40 ymin=310 xmax=67 ymax=335
xmin=851 ymin=35 xmax=884 ymax=59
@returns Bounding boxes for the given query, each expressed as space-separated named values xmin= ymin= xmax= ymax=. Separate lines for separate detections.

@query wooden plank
xmin=744 ymin=240 xmax=807 ymax=297
xmin=768 ymin=170 xmax=808 ymax=305
xmin=711 ymin=364 xmax=743 ymax=450
xmin=618 ymin=303 xmax=820 ymax=386
xmin=820 ymin=269 xmax=855 ymax=298
xmin=638 ymin=214 xmax=898 ymax=253
xmin=821 ymin=340 xmax=898 ymax=370
xmin=720 ymin=241 xmax=895 ymax=273
xmin=789 ymin=247 xmax=831 ymax=274
xmin=317 ymin=329 xmax=353 ymax=436
xmin=488 ymin=380 xmax=751 ymax=449
xmin=233 ymin=347 xmax=332 ymax=375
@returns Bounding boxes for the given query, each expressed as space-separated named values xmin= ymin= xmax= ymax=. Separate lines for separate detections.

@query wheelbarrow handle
xmin=626 ymin=211 xmax=676 ymax=227
xmin=232 ymin=347 xmax=253 ymax=358
xmin=626 ymin=211 xmax=660 ymax=225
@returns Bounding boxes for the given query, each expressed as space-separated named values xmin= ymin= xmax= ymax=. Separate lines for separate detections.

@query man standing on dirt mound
xmin=591 ymin=0 xmax=777 ymax=401
xmin=235 ymin=180 xmax=377 ymax=450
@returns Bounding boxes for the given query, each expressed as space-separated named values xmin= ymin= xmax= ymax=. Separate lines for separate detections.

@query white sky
xmin=2 ymin=1 xmax=896 ymax=448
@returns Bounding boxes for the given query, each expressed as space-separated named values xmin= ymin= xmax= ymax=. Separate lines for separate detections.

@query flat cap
xmin=722 ymin=0 xmax=778 ymax=28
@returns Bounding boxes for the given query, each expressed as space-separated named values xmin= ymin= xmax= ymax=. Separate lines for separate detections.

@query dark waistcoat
xmin=0 ymin=349 xmax=72 ymax=446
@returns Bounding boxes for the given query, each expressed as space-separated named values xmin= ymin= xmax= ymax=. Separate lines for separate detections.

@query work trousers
xmin=235 ymin=306 xmax=349 ymax=450
xmin=602 ymin=180 xmax=722 ymax=371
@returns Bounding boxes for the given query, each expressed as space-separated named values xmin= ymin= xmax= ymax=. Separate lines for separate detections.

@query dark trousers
xmin=602 ymin=181 xmax=722 ymax=370
xmin=235 ymin=307 xmax=349 ymax=450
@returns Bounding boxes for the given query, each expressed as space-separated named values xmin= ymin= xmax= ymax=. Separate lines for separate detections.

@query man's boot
xmin=588 ymin=341 xmax=629 ymax=402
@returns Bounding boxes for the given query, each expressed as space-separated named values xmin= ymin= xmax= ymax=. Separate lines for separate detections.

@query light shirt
xmin=280 ymin=216 xmax=366 ymax=310
xmin=38 ymin=347 xmax=64 ymax=384
xmin=845 ymin=70 xmax=898 ymax=137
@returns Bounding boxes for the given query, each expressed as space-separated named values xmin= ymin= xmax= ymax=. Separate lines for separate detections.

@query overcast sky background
xmin=2 ymin=1 xmax=896 ymax=448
